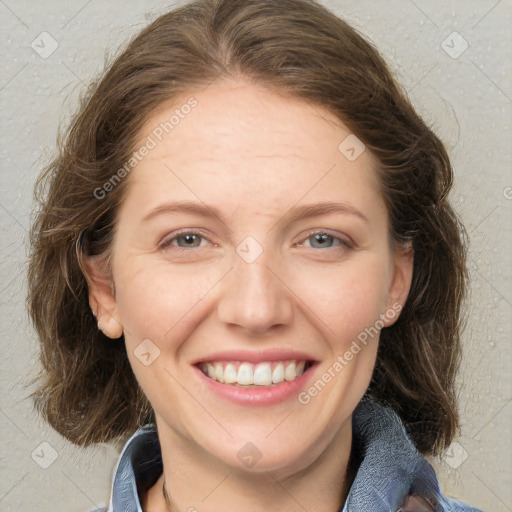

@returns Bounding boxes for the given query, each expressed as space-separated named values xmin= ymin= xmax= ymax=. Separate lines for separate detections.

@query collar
xmin=103 ymin=397 xmax=480 ymax=512
xmin=341 ymin=397 xmax=441 ymax=511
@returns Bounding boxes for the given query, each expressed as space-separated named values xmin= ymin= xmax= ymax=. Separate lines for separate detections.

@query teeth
xmin=272 ymin=362 xmax=284 ymax=384
xmin=237 ymin=362 xmax=253 ymax=385
xmin=207 ymin=364 xmax=216 ymax=380
xmin=223 ymin=363 xmax=237 ymax=384
xmin=200 ymin=360 xmax=308 ymax=387
xmin=253 ymin=363 xmax=272 ymax=386
xmin=214 ymin=363 xmax=224 ymax=383
xmin=284 ymin=361 xmax=296 ymax=381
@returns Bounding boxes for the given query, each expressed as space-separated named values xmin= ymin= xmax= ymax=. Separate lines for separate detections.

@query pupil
xmin=181 ymin=234 xmax=199 ymax=246
xmin=314 ymin=234 xmax=330 ymax=247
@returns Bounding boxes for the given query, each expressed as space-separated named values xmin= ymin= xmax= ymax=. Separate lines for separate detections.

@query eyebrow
xmin=142 ymin=200 xmax=369 ymax=225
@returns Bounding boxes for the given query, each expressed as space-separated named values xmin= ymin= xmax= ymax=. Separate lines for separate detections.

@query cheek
xmin=289 ymin=255 xmax=390 ymax=346
xmin=114 ymin=258 xmax=228 ymax=348
xmin=113 ymin=260 xmax=228 ymax=405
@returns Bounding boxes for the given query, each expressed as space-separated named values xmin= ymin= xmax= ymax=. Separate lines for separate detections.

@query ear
xmin=381 ymin=242 xmax=414 ymax=327
xmin=83 ymin=256 xmax=124 ymax=339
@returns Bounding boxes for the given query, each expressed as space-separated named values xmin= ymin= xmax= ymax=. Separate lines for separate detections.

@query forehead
xmin=123 ymin=78 xmax=383 ymax=219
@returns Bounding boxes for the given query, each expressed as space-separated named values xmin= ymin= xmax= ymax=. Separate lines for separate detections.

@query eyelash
xmin=159 ymin=229 xmax=352 ymax=252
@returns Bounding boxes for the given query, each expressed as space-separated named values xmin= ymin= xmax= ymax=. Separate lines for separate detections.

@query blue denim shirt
xmin=91 ymin=398 xmax=482 ymax=512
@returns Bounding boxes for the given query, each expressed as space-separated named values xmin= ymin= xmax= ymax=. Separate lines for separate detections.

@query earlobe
xmin=84 ymin=256 xmax=124 ymax=339
xmin=382 ymin=243 xmax=414 ymax=327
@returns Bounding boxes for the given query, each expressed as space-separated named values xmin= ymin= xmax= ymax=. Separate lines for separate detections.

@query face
xmin=88 ymin=77 xmax=412 ymax=476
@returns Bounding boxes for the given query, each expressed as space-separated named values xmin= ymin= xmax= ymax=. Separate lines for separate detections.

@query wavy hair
xmin=27 ymin=0 xmax=467 ymax=454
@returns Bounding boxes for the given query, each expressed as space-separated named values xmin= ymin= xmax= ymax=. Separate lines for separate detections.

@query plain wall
xmin=0 ymin=1 xmax=510 ymax=510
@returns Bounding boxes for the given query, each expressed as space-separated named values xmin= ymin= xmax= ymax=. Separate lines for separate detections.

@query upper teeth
xmin=200 ymin=360 xmax=307 ymax=386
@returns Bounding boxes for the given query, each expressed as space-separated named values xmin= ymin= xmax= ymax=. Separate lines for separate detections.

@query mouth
xmin=197 ymin=360 xmax=315 ymax=387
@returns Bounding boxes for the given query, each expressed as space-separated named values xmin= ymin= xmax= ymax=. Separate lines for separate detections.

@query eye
xmin=295 ymin=231 xmax=352 ymax=250
xmin=159 ymin=230 xmax=212 ymax=250
xmin=158 ymin=229 xmax=351 ymax=252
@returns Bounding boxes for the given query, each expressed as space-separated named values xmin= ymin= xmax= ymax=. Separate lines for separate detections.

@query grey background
xmin=0 ymin=1 xmax=510 ymax=511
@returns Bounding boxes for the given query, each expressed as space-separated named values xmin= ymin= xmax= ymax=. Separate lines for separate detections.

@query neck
xmin=146 ymin=418 xmax=355 ymax=512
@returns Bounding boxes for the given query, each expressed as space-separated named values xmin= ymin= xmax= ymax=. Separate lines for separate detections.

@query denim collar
xmin=102 ymin=397 xmax=480 ymax=512
xmin=341 ymin=397 xmax=440 ymax=511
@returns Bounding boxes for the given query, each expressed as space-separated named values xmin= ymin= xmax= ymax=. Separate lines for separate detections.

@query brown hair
xmin=27 ymin=0 xmax=467 ymax=454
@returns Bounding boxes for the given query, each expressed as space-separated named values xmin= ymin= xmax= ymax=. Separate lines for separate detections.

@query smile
xmin=198 ymin=360 xmax=311 ymax=386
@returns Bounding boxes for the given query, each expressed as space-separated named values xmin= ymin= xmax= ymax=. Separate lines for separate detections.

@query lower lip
xmin=193 ymin=364 xmax=317 ymax=406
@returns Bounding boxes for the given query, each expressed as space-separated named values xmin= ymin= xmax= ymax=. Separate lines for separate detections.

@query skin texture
xmin=86 ymin=77 xmax=413 ymax=512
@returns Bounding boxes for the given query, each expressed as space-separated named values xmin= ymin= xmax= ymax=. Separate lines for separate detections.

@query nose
xmin=217 ymin=249 xmax=294 ymax=335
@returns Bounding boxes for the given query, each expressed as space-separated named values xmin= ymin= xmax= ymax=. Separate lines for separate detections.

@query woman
xmin=27 ymin=0 xmax=482 ymax=510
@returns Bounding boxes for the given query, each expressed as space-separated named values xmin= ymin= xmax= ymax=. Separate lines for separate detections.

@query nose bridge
xmin=217 ymin=240 xmax=293 ymax=333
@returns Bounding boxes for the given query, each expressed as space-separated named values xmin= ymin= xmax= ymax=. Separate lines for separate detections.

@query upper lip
xmin=191 ymin=348 xmax=318 ymax=365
